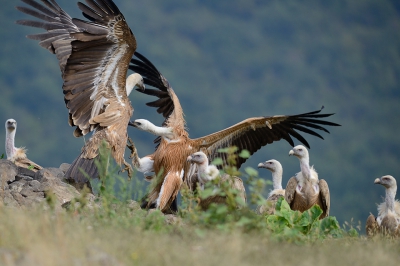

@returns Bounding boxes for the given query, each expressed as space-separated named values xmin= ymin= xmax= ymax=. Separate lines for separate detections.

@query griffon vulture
xmin=4 ymin=119 xmax=42 ymax=171
xmin=257 ymin=159 xmax=285 ymax=215
xmin=128 ymin=52 xmax=340 ymax=213
xmin=16 ymin=0 xmax=145 ymax=188
xmin=187 ymin=151 xmax=246 ymax=210
xmin=366 ymin=175 xmax=400 ymax=237
xmin=285 ymin=145 xmax=330 ymax=219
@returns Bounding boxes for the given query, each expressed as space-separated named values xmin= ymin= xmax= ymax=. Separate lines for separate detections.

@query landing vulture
xmin=16 ymin=0 xmax=144 ymax=188
xmin=257 ymin=159 xmax=285 ymax=215
xmin=128 ymin=52 xmax=340 ymax=213
xmin=285 ymin=145 xmax=330 ymax=219
xmin=4 ymin=119 xmax=42 ymax=172
xmin=366 ymin=175 xmax=400 ymax=237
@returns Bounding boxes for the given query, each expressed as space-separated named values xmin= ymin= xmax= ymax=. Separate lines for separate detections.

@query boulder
xmin=0 ymin=160 xmax=83 ymax=211
xmin=0 ymin=160 xmax=18 ymax=184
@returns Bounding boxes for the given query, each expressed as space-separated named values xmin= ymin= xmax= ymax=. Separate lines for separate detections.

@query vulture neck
xmin=298 ymin=155 xmax=313 ymax=182
xmin=271 ymin=168 xmax=283 ymax=190
xmin=125 ymin=73 xmax=142 ymax=96
xmin=5 ymin=128 xmax=16 ymax=159
xmin=197 ymin=161 xmax=208 ymax=179
xmin=147 ymin=122 xmax=175 ymax=140
xmin=385 ymin=185 xmax=397 ymax=213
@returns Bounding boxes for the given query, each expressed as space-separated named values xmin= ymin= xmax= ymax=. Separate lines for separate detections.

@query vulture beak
xmin=128 ymin=120 xmax=137 ymax=127
xmin=187 ymin=155 xmax=193 ymax=162
xmin=289 ymin=149 xmax=295 ymax=156
xmin=374 ymin=178 xmax=381 ymax=184
xmin=136 ymin=81 xmax=145 ymax=92
xmin=257 ymin=162 xmax=266 ymax=168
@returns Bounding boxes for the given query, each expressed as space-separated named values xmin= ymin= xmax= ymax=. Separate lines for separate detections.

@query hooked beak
xmin=187 ymin=155 xmax=193 ymax=162
xmin=257 ymin=162 xmax=266 ymax=168
xmin=136 ymin=81 xmax=145 ymax=92
xmin=289 ymin=150 xmax=295 ymax=156
xmin=374 ymin=178 xmax=381 ymax=184
xmin=128 ymin=120 xmax=137 ymax=127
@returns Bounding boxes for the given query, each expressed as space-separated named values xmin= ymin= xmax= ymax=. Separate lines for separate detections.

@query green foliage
xmin=179 ymin=147 xmax=357 ymax=242
xmin=0 ymin=154 xmax=4 ymax=159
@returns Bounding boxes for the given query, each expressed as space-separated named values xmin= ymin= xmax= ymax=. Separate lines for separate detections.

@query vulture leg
xmin=284 ymin=177 xmax=298 ymax=208
xmin=120 ymin=159 xmax=134 ymax=180
xmin=157 ymin=172 xmax=183 ymax=213
xmin=127 ymin=137 xmax=138 ymax=162
xmin=366 ymin=214 xmax=379 ymax=237
xmin=319 ymin=179 xmax=330 ymax=218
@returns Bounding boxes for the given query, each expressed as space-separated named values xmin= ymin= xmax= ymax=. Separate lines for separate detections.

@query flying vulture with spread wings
xmin=16 ymin=0 xmax=144 ymax=189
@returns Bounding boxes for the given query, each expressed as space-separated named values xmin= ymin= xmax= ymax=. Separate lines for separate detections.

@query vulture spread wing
xmin=17 ymin=0 xmax=137 ymax=137
xmin=129 ymin=51 xmax=186 ymax=147
xmin=195 ymin=110 xmax=340 ymax=169
xmin=130 ymin=52 xmax=340 ymax=169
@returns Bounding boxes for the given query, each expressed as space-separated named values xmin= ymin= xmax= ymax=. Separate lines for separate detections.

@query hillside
xmin=0 ymin=0 xmax=400 ymax=227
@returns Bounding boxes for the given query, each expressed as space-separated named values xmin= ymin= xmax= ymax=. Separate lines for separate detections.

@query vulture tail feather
xmin=64 ymin=152 xmax=98 ymax=191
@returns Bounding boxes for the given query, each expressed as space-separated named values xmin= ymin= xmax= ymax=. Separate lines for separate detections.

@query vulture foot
xmin=120 ymin=160 xmax=134 ymax=180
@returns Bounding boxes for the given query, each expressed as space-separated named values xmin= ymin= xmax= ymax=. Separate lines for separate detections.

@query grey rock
xmin=8 ymin=180 xmax=28 ymax=192
xmin=29 ymin=180 xmax=41 ymax=191
xmin=34 ymin=168 xmax=65 ymax=182
xmin=15 ymin=166 xmax=36 ymax=181
xmin=20 ymin=187 xmax=37 ymax=198
xmin=2 ymin=190 xmax=20 ymax=208
xmin=59 ymin=163 xmax=71 ymax=174
xmin=0 ymin=159 xmax=17 ymax=184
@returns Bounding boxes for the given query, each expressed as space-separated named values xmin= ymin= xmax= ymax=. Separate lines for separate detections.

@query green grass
xmin=0 ymin=146 xmax=399 ymax=265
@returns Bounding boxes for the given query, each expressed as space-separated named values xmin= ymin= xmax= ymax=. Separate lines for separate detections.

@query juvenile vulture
xmin=257 ymin=159 xmax=285 ymax=215
xmin=17 ymin=0 xmax=144 ymax=188
xmin=128 ymin=52 xmax=340 ymax=213
xmin=366 ymin=175 xmax=400 ymax=237
xmin=285 ymin=145 xmax=330 ymax=219
xmin=4 ymin=119 xmax=42 ymax=171
xmin=187 ymin=151 xmax=246 ymax=210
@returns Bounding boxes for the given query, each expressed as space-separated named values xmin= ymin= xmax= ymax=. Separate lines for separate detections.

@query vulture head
xmin=126 ymin=73 xmax=145 ymax=96
xmin=5 ymin=119 xmax=17 ymax=132
xmin=289 ymin=145 xmax=309 ymax=159
xmin=129 ymin=119 xmax=174 ymax=139
xmin=258 ymin=159 xmax=282 ymax=173
xmin=187 ymin=152 xmax=208 ymax=165
xmin=375 ymin=175 xmax=397 ymax=190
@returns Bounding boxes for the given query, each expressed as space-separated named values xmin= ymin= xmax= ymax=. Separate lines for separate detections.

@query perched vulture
xmin=128 ymin=52 xmax=340 ymax=213
xmin=4 ymin=119 xmax=42 ymax=172
xmin=366 ymin=175 xmax=400 ymax=237
xmin=257 ymin=159 xmax=285 ymax=215
xmin=285 ymin=145 xmax=330 ymax=219
xmin=187 ymin=151 xmax=246 ymax=210
xmin=16 ymin=0 xmax=145 ymax=189
xmin=187 ymin=151 xmax=220 ymax=190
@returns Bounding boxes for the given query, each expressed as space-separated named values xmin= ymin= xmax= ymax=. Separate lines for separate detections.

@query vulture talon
xmin=121 ymin=160 xmax=134 ymax=180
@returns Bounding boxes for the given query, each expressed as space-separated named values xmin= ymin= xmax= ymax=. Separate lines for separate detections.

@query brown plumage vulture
xmin=257 ymin=159 xmax=285 ymax=215
xmin=128 ymin=52 xmax=340 ymax=213
xmin=5 ymin=119 xmax=42 ymax=172
xmin=285 ymin=145 xmax=330 ymax=219
xmin=366 ymin=175 xmax=400 ymax=237
xmin=16 ymin=0 xmax=145 ymax=189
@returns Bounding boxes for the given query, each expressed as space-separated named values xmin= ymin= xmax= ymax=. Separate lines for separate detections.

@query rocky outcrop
xmin=0 ymin=160 xmax=82 ymax=211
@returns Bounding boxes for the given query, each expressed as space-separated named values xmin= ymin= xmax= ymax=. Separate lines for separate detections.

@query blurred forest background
xmin=1 ymin=0 xmax=399 ymax=229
